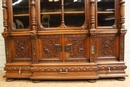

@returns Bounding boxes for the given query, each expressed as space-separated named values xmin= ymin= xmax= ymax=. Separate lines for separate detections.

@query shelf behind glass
xmin=97 ymin=0 xmax=114 ymax=12
xmin=13 ymin=0 xmax=29 ymax=29
xmin=98 ymin=13 xmax=115 ymax=26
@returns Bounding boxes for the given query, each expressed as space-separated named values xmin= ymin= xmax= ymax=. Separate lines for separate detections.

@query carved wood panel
xmin=39 ymin=35 xmax=62 ymax=62
xmin=65 ymin=35 xmax=87 ymax=58
xmin=11 ymin=37 xmax=32 ymax=62
xmin=98 ymin=35 xmax=116 ymax=57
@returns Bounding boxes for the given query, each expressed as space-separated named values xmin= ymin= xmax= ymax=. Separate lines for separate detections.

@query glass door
xmin=96 ymin=0 xmax=115 ymax=27
xmin=38 ymin=0 xmax=86 ymax=29
xmin=12 ymin=0 xmax=30 ymax=29
xmin=64 ymin=0 xmax=85 ymax=27
xmin=40 ymin=0 xmax=61 ymax=27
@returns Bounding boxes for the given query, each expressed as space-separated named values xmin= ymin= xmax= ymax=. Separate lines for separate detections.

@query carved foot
xmin=116 ymin=77 xmax=126 ymax=81
xmin=87 ymin=79 xmax=96 ymax=83
xmin=6 ymin=78 xmax=14 ymax=82
xmin=32 ymin=80 xmax=41 ymax=83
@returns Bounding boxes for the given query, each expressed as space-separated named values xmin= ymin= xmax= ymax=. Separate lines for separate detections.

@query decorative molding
xmin=4 ymin=66 xmax=31 ymax=71
xmin=31 ymin=66 xmax=98 ymax=72
xmin=98 ymin=65 xmax=127 ymax=70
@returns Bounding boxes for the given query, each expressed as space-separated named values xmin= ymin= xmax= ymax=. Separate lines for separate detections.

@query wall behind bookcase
xmin=0 ymin=1 xmax=130 ymax=70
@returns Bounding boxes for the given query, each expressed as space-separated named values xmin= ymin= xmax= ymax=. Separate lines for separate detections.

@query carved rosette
xmin=31 ymin=0 xmax=36 ymax=30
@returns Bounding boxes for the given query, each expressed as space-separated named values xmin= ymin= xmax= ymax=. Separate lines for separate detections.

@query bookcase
xmin=2 ymin=0 xmax=128 ymax=82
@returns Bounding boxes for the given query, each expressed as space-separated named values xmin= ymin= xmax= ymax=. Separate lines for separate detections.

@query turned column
xmin=90 ymin=0 xmax=96 ymax=63
xmin=30 ymin=0 xmax=37 ymax=63
xmin=2 ymin=0 xmax=11 ymax=63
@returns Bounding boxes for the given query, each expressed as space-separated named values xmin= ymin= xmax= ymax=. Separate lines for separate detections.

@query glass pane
xmin=13 ymin=0 xmax=29 ymax=29
xmin=64 ymin=0 xmax=85 ymax=27
xmin=98 ymin=14 xmax=114 ymax=26
xmin=40 ymin=0 xmax=61 ymax=27
xmin=97 ymin=0 xmax=115 ymax=26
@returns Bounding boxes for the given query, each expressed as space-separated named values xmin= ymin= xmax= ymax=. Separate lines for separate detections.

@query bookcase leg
xmin=87 ymin=79 xmax=96 ymax=83
xmin=116 ymin=77 xmax=126 ymax=81
xmin=6 ymin=78 xmax=14 ymax=82
xmin=32 ymin=80 xmax=41 ymax=83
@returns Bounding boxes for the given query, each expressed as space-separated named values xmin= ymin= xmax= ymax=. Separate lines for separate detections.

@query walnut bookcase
xmin=2 ymin=0 xmax=127 ymax=82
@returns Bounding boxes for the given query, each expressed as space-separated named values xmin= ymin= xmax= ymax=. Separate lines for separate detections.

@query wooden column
xmin=90 ymin=0 xmax=96 ymax=63
xmin=2 ymin=0 xmax=8 ymax=32
xmin=59 ymin=0 xmax=66 ymax=28
xmin=119 ymin=0 xmax=127 ymax=61
xmin=30 ymin=0 xmax=37 ymax=63
xmin=2 ymin=0 xmax=11 ymax=63
xmin=31 ymin=0 xmax=36 ymax=31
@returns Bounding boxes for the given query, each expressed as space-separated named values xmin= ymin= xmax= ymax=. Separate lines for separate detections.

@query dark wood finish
xmin=2 ymin=0 xmax=128 ymax=82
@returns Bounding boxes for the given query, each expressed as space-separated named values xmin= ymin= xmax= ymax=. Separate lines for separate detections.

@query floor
xmin=0 ymin=70 xmax=130 ymax=87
